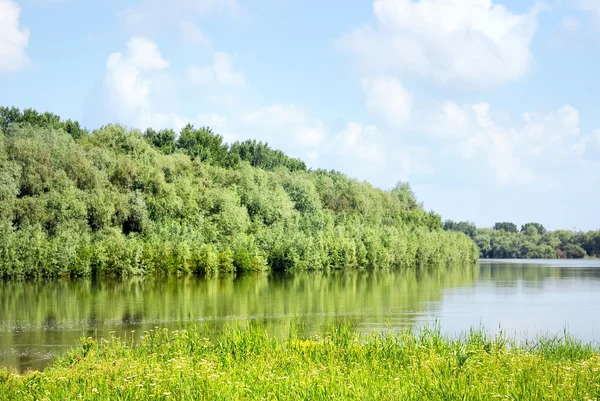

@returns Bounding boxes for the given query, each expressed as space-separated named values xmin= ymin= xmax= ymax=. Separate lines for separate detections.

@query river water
xmin=1 ymin=259 xmax=599 ymax=372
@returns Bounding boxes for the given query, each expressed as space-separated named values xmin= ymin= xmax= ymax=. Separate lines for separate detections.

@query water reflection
xmin=430 ymin=260 xmax=600 ymax=344
xmin=0 ymin=265 xmax=478 ymax=371
xmin=1 ymin=260 xmax=599 ymax=372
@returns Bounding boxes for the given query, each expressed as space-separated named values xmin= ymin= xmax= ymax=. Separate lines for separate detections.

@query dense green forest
xmin=0 ymin=107 xmax=478 ymax=278
xmin=444 ymin=220 xmax=600 ymax=259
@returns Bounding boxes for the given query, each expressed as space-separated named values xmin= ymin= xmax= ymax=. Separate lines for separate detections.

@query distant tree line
xmin=444 ymin=220 xmax=599 ymax=259
xmin=0 ymin=106 xmax=478 ymax=279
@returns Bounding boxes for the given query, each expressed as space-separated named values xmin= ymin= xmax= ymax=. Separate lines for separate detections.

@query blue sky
xmin=1 ymin=0 xmax=599 ymax=231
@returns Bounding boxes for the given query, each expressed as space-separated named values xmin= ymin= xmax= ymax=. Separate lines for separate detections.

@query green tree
xmin=493 ymin=222 xmax=518 ymax=233
xmin=176 ymin=124 xmax=228 ymax=165
xmin=564 ymin=243 xmax=586 ymax=259
xmin=521 ymin=222 xmax=546 ymax=235
xmin=0 ymin=105 xmax=480 ymax=279
xmin=444 ymin=220 xmax=477 ymax=238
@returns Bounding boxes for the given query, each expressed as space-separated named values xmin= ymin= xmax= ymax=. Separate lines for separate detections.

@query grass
xmin=0 ymin=324 xmax=599 ymax=400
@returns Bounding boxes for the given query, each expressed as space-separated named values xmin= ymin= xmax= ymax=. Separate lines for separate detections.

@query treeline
xmin=0 ymin=106 xmax=478 ymax=278
xmin=444 ymin=220 xmax=600 ymax=259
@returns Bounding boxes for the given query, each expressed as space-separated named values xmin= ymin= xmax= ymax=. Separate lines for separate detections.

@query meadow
xmin=1 ymin=324 xmax=599 ymax=400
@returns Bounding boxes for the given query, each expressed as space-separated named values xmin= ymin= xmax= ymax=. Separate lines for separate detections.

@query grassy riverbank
xmin=1 ymin=325 xmax=599 ymax=400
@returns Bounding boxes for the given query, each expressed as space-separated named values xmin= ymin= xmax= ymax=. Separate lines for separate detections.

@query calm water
xmin=1 ymin=259 xmax=599 ymax=372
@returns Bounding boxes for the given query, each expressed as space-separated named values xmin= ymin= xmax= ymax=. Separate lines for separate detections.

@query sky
xmin=0 ymin=0 xmax=599 ymax=231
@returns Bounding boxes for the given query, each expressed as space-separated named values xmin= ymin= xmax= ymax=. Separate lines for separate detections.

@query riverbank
xmin=1 ymin=325 xmax=599 ymax=400
xmin=0 ymin=108 xmax=478 ymax=279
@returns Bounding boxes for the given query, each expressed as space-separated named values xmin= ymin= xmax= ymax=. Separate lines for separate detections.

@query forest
xmin=444 ymin=220 xmax=600 ymax=259
xmin=0 ymin=106 xmax=478 ymax=279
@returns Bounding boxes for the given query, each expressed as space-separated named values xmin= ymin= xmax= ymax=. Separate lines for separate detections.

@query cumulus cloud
xmin=296 ymin=122 xmax=326 ymax=148
xmin=361 ymin=76 xmax=411 ymax=125
xmin=337 ymin=0 xmax=544 ymax=86
xmin=572 ymin=128 xmax=600 ymax=155
xmin=188 ymin=52 xmax=246 ymax=87
xmin=0 ymin=0 xmax=30 ymax=72
xmin=428 ymin=101 xmax=591 ymax=184
xmin=196 ymin=113 xmax=240 ymax=143
xmin=179 ymin=21 xmax=212 ymax=50
xmin=104 ymin=37 xmax=186 ymax=131
xmin=105 ymin=37 xmax=169 ymax=110
xmin=239 ymin=104 xmax=325 ymax=150
xmin=333 ymin=123 xmax=386 ymax=168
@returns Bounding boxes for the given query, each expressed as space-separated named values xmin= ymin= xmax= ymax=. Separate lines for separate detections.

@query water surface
xmin=1 ymin=259 xmax=599 ymax=372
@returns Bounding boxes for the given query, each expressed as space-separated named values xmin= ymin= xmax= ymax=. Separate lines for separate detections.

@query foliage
xmin=1 ymin=324 xmax=600 ymax=400
xmin=521 ymin=222 xmax=546 ymax=235
xmin=443 ymin=220 xmax=476 ymax=238
xmin=493 ymin=222 xmax=518 ymax=233
xmin=228 ymin=139 xmax=307 ymax=172
xmin=0 ymin=106 xmax=478 ymax=278
xmin=445 ymin=219 xmax=600 ymax=259
xmin=0 ymin=106 xmax=88 ymax=140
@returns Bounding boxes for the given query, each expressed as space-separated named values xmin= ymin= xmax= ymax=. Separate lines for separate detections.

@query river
xmin=1 ymin=259 xmax=599 ymax=372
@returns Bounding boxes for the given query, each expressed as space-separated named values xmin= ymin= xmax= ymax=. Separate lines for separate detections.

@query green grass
xmin=1 ymin=324 xmax=599 ymax=400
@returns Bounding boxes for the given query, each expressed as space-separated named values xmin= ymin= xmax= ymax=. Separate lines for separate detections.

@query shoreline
xmin=1 ymin=324 xmax=599 ymax=400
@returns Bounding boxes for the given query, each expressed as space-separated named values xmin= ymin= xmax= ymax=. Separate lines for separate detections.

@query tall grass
xmin=1 ymin=324 xmax=599 ymax=400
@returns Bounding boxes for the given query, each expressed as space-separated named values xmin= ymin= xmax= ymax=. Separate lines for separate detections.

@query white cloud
xmin=439 ymin=101 xmax=469 ymax=133
xmin=195 ymin=113 xmax=240 ymax=143
xmin=139 ymin=112 xmax=188 ymax=133
xmin=338 ymin=0 xmax=543 ymax=86
xmin=557 ymin=105 xmax=580 ymax=136
xmin=579 ymin=0 xmax=600 ymax=16
xmin=572 ymin=129 xmax=600 ymax=155
xmin=179 ymin=22 xmax=212 ymax=50
xmin=595 ymin=130 xmax=600 ymax=146
xmin=121 ymin=0 xmax=244 ymax=32
xmin=333 ymin=123 xmax=386 ymax=168
xmin=239 ymin=104 xmax=325 ymax=149
xmin=196 ymin=112 xmax=228 ymax=129
xmin=104 ymin=37 xmax=186 ymax=131
xmin=105 ymin=37 xmax=169 ymax=111
xmin=0 ymin=0 xmax=30 ymax=72
xmin=561 ymin=16 xmax=581 ymax=35
xmin=188 ymin=52 xmax=246 ymax=87
xmin=187 ymin=65 xmax=215 ymax=85
xmin=428 ymin=101 xmax=591 ymax=184
xmin=361 ymin=76 xmax=411 ymax=125
xmin=296 ymin=121 xmax=326 ymax=148
xmin=240 ymin=104 xmax=306 ymax=127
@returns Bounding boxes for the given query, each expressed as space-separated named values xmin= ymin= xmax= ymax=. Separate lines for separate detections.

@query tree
xmin=391 ymin=181 xmax=419 ymax=210
xmin=227 ymin=139 xmax=306 ymax=172
xmin=521 ymin=222 xmax=546 ymax=235
xmin=0 ymin=105 xmax=481 ymax=279
xmin=493 ymin=222 xmax=518 ymax=233
xmin=144 ymin=128 xmax=175 ymax=154
xmin=444 ymin=220 xmax=477 ymax=238
xmin=563 ymin=244 xmax=586 ymax=259
xmin=0 ymin=106 xmax=88 ymax=139
xmin=176 ymin=124 xmax=228 ymax=165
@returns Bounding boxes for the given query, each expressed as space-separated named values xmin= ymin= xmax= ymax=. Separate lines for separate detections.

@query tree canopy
xmin=444 ymin=219 xmax=599 ymax=259
xmin=0 ymin=106 xmax=478 ymax=279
